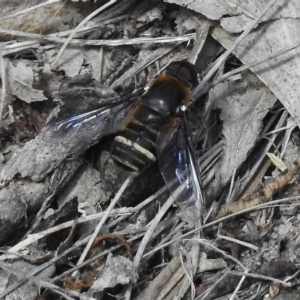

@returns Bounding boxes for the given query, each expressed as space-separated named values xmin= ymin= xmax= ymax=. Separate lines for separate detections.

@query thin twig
xmin=124 ymin=193 xmax=177 ymax=300
xmin=52 ymin=0 xmax=118 ymax=68
xmin=7 ymin=207 xmax=131 ymax=254
xmin=0 ymin=0 xmax=60 ymax=23
xmin=0 ymin=46 xmax=6 ymax=123
xmin=0 ymin=28 xmax=194 ymax=47
xmin=74 ymin=176 xmax=132 ymax=274
xmin=0 ymin=261 xmax=94 ymax=300
xmin=210 ymin=38 xmax=300 ymax=95
xmin=197 ymin=239 xmax=247 ymax=271
xmin=0 ymin=233 xmax=94 ymax=298
xmin=217 ymin=234 xmax=259 ymax=251
xmin=144 ymin=195 xmax=300 ymax=258
xmin=51 ymin=231 xmax=145 ymax=284
xmin=108 ymin=184 xmax=169 ymax=229
xmin=230 ymin=269 xmax=248 ymax=300
xmin=52 ymin=218 xmax=175 ymax=284
xmin=230 ymin=270 xmax=292 ymax=287
xmin=216 ymin=155 xmax=300 ymax=218
xmin=195 ymin=269 xmax=231 ymax=300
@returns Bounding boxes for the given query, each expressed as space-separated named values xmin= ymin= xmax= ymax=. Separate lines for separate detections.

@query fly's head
xmin=164 ymin=61 xmax=198 ymax=89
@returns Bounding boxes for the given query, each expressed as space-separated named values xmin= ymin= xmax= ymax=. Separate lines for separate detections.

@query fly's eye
xmin=165 ymin=61 xmax=198 ymax=88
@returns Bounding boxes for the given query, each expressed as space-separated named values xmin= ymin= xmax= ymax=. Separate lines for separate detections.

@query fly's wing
xmin=43 ymin=98 xmax=133 ymax=145
xmin=43 ymin=75 xmax=145 ymax=146
xmin=156 ymin=114 xmax=204 ymax=223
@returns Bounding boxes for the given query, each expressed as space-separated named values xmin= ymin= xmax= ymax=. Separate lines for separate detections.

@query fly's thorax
xmin=143 ymin=76 xmax=190 ymax=117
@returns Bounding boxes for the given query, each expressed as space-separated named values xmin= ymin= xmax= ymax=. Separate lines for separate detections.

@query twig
xmin=230 ymin=270 xmax=292 ymax=287
xmin=144 ymin=195 xmax=300 ymax=258
xmin=179 ymin=248 xmax=196 ymax=299
xmin=196 ymin=239 xmax=247 ymax=271
xmin=0 ymin=46 xmax=6 ymax=123
xmin=74 ymin=176 xmax=132 ymax=274
xmin=0 ymin=261 xmax=94 ymax=300
xmin=0 ymin=232 xmax=94 ymax=298
xmin=200 ymin=39 xmax=300 ymax=98
xmin=195 ymin=269 xmax=231 ymax=300
xmin=0 ymin=28 xmax=194 ymax=47
xmin=52 ymin=0 xmax=118 ymax=68
xmin=108 ymin=184 xmax=169 ymax=229
xmin=51 ymin=218 xmax=175 ymax=285
xmin=216 ymin=155 xmax=300 ymax=218
xmin=0 ymin=0 xmax=60 ymax=23
xmin=7 ymin=207 xmax=131 ymax=254
xmin=192 ymin=0 xmax=279 ymax=97
xmin=217 ymin=234 xmax=259 ymax=251
xmin=124 ymin=193 xmax=177 ymax=300
xmin=230 ymin=269 xmax=248 ymax=300
xmin=51 ymin=231 xmax=145 ymax=284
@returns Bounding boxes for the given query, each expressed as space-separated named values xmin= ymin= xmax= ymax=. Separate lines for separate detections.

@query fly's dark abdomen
xmin=111 ymin=105 xmax=163 ymax=172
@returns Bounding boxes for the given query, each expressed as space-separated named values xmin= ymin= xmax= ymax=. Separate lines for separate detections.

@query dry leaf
xmin=210 ymin=2 xmax=300 ymax=128
xmin=209 ymin=72 xmax=277 ymax=196
xmin=6 ymin=60 xmax=47 ymax=103
xmin=90 ymin=256 xmax=135 ymax=292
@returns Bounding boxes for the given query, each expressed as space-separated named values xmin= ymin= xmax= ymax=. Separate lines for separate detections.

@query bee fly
xmin=111 ymin=61 xmax=198 ymax=172
xmin=43 ymin=61 xmax=204 ymax=206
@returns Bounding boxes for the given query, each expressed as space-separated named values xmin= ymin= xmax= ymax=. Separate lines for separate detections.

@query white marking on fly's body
xmin=114 ymin=136 xmax=156 ymax=162
xmin=131 ymin=119 xmax=158 ymax=138
xmin=112 ymin=155 xmax=139 ymax=172
xmin=180 ymin=105 xmax=187 ymax=112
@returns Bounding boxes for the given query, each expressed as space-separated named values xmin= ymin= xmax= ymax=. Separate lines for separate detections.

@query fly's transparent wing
xmin=157 ymin=122 xmax=195 ymax=203
xmin=43 ymin=99 xmax=134 ymax=145
xmin=157 ymin=113 xmax=204 ymax=223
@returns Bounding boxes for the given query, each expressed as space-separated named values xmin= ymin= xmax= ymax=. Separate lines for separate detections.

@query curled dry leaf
xmin=210 ymin=4 xmax=300 ymax=128
xmin=6 ymin=60 xmax=47 ymax=103
xmin=209 ymin=71 xmax=277 ymax=198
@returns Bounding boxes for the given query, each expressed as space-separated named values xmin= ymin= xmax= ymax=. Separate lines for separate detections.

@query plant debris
xmin=1 ymin=0 xmax=300 ymax=299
